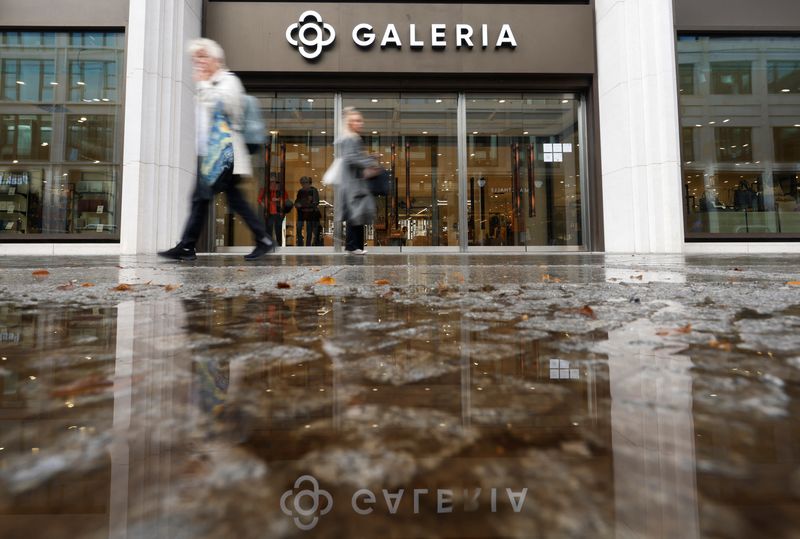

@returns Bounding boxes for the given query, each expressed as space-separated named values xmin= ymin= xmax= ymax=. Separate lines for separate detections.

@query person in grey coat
xmin=335 ymin=107 xmax=378 ymax=254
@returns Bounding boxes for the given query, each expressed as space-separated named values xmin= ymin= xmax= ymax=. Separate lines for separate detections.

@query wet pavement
xmin=0 ymin=253 xmax=799 ymax=538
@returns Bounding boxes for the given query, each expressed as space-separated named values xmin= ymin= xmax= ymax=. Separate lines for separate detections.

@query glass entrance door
xmin=466 ymin=95 xmax=584 ymax=248
xmin=342 ymin=94 xmax=460 ymax=249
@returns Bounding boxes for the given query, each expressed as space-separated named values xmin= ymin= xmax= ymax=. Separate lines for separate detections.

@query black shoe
xmin=158 ymin=243 xmax=197 ymax=261
xmin=244 ymin=239 xmax=275 ymax=261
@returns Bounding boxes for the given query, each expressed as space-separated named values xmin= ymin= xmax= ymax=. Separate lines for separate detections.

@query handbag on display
xmin=322 ymin=158 xmax=344 ymax=186
xmin=363 ymin=166 xmax=392 ymax=197
xmin=200 ymin=102 xmax=234 ymax=188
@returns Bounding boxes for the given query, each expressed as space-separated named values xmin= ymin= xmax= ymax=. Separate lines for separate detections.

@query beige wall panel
xmin=0 ymin=0 xmax=128 ymax=27
xmin=206 ymin=2 xmax=595 ymax=74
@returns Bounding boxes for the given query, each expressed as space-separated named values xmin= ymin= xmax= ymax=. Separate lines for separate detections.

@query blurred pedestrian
xmin=336 ymin=107 xmax=378 ymax=255
xmin=159 ymin=38 xmax=274 ymax=261
xmin=295 ymin=176 xmax=321 ymax=246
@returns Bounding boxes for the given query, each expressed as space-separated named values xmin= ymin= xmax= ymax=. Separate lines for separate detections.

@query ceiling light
xmin=723 ymin=119 xmax=730 ymax=123
xmin=307 ymin=98 xmax=314 ymax=103
xmin=12 ymin=160 xmax=18 ymax=164
xmin=561 ymin=99 xmax=569 ymax=104
xmin=320 ymin=130 xmax=326 ymax=134
xmin=80 ymin=117 xmax=87 ymax=121
xmin=782 ymin=88 xmax=791 ymax=93
xmin=498 ymin=99 xmax=506 ymax=104
xmin=422 ymin=131 xmax=428 ymax=135
xmin=49 ymin=82 xmax=58 ymax=86
xmin=372 ymin=131 xmax=378 ymax=135
xmin=15 ymin=80 xmax=25 ymax=85
xmin=76 ymin=81 xmax=85 ymax=86
xmin=695 ymin=124 xmax=702 ymax=128
xmin=41 ymin=142 xmax=48 ymax=147
xmin=371 ymin=99 xmax=379 ymax=103
xmin=523 ymin=131 xmax=529 ymax=135
xmin=94 ymin=160 xmax=100 ymax=164
xmin=473 ymin=131 xmax=478 ymax=135
xmin=435 ymin=99 xmax=443 ymax=103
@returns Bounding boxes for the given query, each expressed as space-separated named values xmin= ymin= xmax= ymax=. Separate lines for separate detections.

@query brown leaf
xmin=709 ymin=339 xmax=733 ymax=352
xmin=676 ymin=324 xmax=692 ymax=334
xmin=374 ymin=279 xmax=391 ymax=286
xmin=32 ymin=269 xmax=50 ymax=278
xmin=113 ymin=283 xmax=133 ymax=292
xmin=57 ymin=282 xmax=75 ymax=291
xmin=787 ymin=281 xmax=800 ymax=286
xmin=80 ymin=283 xmax=95 ymax=288
xmin=276 ymin=282 xmax=292 ymax=289
xmin=50 ymin=374 xmax=113 ymax=398
xmin=317 ymin=277 xmax=336 ymax=285
xmin=164 ymin=284 xmax=181 ymax=292
xmin=541 ymin=274 xmax=562 ymax=283
xmin=452 ymin=272 xmax=466 ymax=284
xmin=656 ymin=331 xmax=671 ymax=337
xmin=237 ymin=269 xmax=246 ymax=273
xmin=577 ymin=305 xmax=597 ymax=320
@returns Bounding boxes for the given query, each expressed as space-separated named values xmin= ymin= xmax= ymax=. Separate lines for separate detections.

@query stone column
xmin=120 ymin=0 xmax=201 ymax=254
xmin=595 ymin=0 xmax=685 ymax=253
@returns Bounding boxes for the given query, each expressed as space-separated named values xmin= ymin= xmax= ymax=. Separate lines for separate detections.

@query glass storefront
xmin=0 ymin=31 xmax=124 ymax=239
xmin=678 ymin=36 xmax=800 ymax=238
xmin=216 ymin=92 xmax=588 ymax=251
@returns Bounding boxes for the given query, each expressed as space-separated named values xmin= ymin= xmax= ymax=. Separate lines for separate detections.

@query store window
xmin=678 ymin=36 xmax=800 ymax=238
xmin=0 ymin=31 xmax=124 ymax=239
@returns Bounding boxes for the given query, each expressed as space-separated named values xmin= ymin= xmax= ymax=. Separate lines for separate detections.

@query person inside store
xmin=294 ymin=175 xmax=322 ymax=246
xmin=335 ymin=107 xmax=379 ymax=255
xmin=259 ymin=172 xmax=289 ymax=246
xmin=159 ymin=38 xmax=274 ymax=261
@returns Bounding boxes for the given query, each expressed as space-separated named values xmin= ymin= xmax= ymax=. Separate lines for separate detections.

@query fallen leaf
xmin=541 ymin=274 xmax=562 ymax=283
xmin=317 ymin=277 xmax=336 ymax=285
xmin=787 ymin=281 xmax=800 ymax=286
xmin=452 ymin=272 xmax=466 ymax=284
xmin=57 ymin=283 xmax=75 ymax=291
xmin=164 ymin=284 xmax=181 ymax=292
xmin=709 ymin=339 xmax=733 ymax=352
xmin=374 ymin=279 xmax=391 ymax=286
xmin=80 ymin=283 xmax=95 ymax=288
xmin=676 ymin=324 xmax=692 ymax=334
xmin=577 ymin=305 xmax=597 ymax=319
xmin=32 ymin=269 xmax=50 ymax=277
xmin=50 ymin=374 xmax=113 ymax=398
xmin=277 ymin=282 xmax=292 ymax=289
xmin=237 ymin=269 xmax=246 ymax=273
xmin=113 ymin=284 xmax=133 ymax=292
xmin=656 ymin=331 xmax=671 ymax=337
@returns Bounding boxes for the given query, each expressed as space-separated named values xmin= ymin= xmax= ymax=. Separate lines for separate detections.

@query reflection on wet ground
xmin=1 ymin=255 xmax=800 ymax=538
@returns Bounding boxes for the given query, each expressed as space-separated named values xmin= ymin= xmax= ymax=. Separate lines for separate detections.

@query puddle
xmin=0 ymin=293 xmax=799 ymax=538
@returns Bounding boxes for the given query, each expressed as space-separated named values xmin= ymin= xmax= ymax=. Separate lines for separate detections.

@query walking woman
xmin=159 ymin=38 xmax=274 ymax=261
xmin=336 ymin=107 xmax=378 ymax=254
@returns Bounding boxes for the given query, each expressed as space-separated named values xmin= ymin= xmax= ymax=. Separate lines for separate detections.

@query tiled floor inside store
xmin=0 ymin=253 xmax=799 ymax=538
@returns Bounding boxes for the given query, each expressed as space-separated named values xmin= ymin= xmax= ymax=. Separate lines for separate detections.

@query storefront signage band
xmin=287 ymin=10 xmax=517 ymax=60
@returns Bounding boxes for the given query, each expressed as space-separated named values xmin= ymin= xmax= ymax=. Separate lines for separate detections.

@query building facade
xmin=1 ymin=0 xmax=798 ymax=255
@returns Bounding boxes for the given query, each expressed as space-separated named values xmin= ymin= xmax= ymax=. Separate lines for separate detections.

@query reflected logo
xmin=286 ymin=11 xmax=336 ymax=61
xmin=280 ymin=475 xmax=333 ymax=530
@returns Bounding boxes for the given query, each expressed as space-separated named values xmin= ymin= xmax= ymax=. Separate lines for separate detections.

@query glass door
xmin=341 ymin=94 xmax=460 ymax=249
xmin=213 ymin=93 xmax=335 ymax=249
xmin=466 ymin=94 xmax=584 ymax=249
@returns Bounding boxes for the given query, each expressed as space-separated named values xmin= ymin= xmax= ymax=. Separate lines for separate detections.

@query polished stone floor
xmin=0 ymin=254 xmax=799 ymax=538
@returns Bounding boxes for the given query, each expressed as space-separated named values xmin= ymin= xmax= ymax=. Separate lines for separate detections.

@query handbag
xmin=363 ymin=166 xmax=392 ymax=197
xmin=322 ymin=157 xmax=344 ymax=186
xmin=200 ymin=102 xmax=234 ymax=187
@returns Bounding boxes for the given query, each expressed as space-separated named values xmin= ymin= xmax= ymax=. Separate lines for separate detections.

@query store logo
xmin=281 ymin=474 xmax=529 ymax=531
xmin=286 ymin=11 xmax=336 ymax=60
xmin=280 ymin=475 xmax=333 ymax=531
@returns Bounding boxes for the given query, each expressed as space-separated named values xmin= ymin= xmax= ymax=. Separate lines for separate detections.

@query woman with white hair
xmin=336 ymin=107 xmax=379 ymax=254
xmin=159 ymin=38 xmax=274 ymax=261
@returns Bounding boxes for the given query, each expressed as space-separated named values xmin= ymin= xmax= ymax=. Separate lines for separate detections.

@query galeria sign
xmin=286 ymin=11 xmax=517 ymax=61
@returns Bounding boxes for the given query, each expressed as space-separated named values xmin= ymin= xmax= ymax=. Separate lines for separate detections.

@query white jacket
xmin=196 ymin=70 xmax=253 ymax=177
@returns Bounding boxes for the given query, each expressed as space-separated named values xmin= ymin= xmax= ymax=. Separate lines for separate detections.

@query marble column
xmin=595 ymin=0 xmax=685 ymax=253
xmin=120 ymin=0 xmax=201 ymax=254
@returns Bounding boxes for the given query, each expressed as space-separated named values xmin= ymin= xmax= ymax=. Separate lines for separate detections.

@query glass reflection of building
xmin=678 ymin=36 xmax=800 ymax=238
xmin=0 ymin=31 xmax=124 ymax=239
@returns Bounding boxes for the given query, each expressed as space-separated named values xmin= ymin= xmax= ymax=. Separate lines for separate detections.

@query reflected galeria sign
xmin=280 ymin=475 xmax=529 ymax=531
xmin=286 ymin=10 xmax=518 ymax=60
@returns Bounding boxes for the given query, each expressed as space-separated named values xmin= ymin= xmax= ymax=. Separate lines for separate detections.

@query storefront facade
xmin=1 ymin=0 xmax=799 ymax=254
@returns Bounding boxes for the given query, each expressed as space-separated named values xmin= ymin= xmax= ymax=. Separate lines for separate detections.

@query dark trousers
xmin=345 ymin=223 xmax=365 ymax=251
xmin=181 ymin=175 xmax=267 ymax=248
xmin=297 ymin=217 xmax=321 ymax=246
xmin=265 ymin=214 xmax=284 ymax=246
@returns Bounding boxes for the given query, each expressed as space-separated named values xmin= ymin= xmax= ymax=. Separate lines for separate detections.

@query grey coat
xmin=334 ymin=135 xmax=378 ymax=226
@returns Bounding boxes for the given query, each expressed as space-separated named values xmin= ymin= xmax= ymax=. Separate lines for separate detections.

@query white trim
xmin=684 ymin=242 xmax=800 ymax=254
xmin=0 ymin=243 xmax=121 ymax=256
